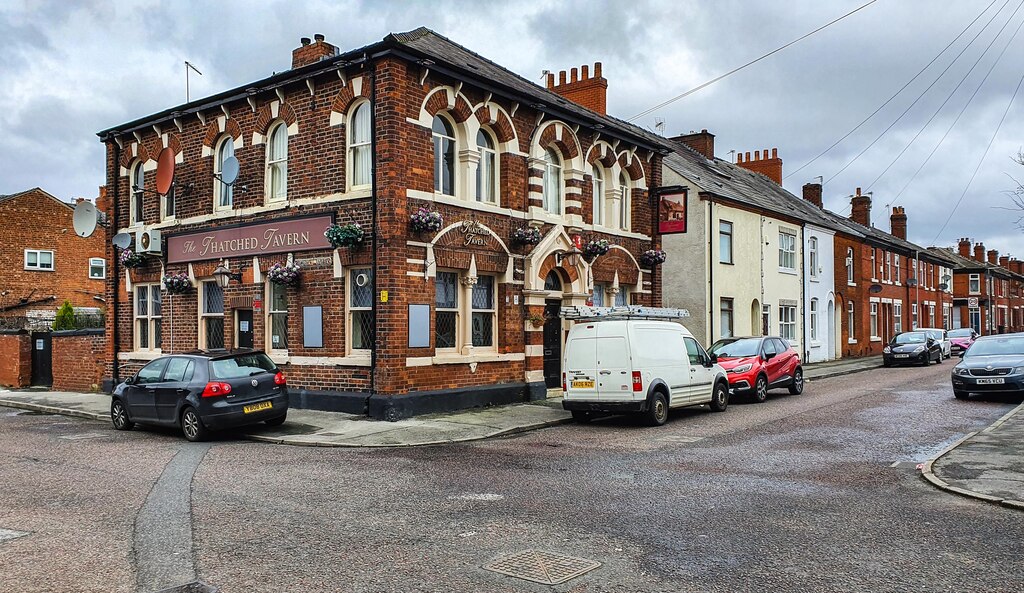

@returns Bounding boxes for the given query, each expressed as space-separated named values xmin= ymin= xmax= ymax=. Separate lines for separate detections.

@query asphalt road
xmin=1 ymin=363 xmax=1022 ymax=592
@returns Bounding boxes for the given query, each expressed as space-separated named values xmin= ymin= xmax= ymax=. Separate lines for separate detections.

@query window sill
xmin=118 ymin=350 xmax=162 ymax=361
xmin=407 ymin=351 xmax=526 ymax=367
xmin=809 ymin=277 xmax=819 ymax=283
xmin=778 ymin=268 xmax=798 ymax=276
xmin=270 ymin=352 xmax=372 ymax=366
xmin=809 ymin=341 xmax=822 ymax=347
xmin=870 ymin=337 xmax=882 ymax=342
xmin=847 ymin=282 xmax=857 ymax=287
xmin=848 ymin=339 xmax=858 ymax=344
xmin=23 ymin=268 xmax=55 ymax=272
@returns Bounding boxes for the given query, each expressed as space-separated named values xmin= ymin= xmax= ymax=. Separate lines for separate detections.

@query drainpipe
xmin=707 ymin=198 xmax=714 ymax=342
xmin=111 ymin=140 xmax=121 ymax=387
xmin=369 ymin=60 xmax=378 ymax=397
xmin=800 ymin=227 xmax=807 ymax=361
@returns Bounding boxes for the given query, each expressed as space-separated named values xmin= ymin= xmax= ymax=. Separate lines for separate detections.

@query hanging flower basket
xmin=582 ymin=239 xmax=612 ymax=261
xmin=162 ymin=272 xmax=192 ymax=294
xmin=410 ymin=207 xmax=443 ymax=233
xmin=119 ymin=248 xmax=145 ymax=269
xmin=511 ymin=226 xmax=542 ymax=246
xmin=325 ymin=222 xmax=365 ymax=248
xmin=267 ymin=261 xmax=301 ymax=286
xmin=639 ymin=249 xmax=667 ymax=268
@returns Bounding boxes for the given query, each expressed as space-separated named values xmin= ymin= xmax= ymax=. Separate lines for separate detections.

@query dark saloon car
xmin=951 ymin=333 xmax=1024 ymax=399
xmin=111 ymin=350 xmax=288 ymax=441
xmin=882 ymin=331 xmax=943 ymax=367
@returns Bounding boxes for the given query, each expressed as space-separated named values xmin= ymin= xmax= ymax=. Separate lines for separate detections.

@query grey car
xmin=950 ymin=333 xmax=1024 ymax=400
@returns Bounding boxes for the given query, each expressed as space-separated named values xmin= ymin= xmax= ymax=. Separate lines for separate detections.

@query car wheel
xmin=181 ymin=406 xmax=209 ymax=442
xmin=111 ymin=399 xmax=134 ymax=431
xmin=264 ymin=413 xmax=287 ymax=427
xmin=882 ymin=361 xmax=891 ymax=368
xmin=953 ymin=389 xmax=970 ymax=400
xmin=788 ymin=367 xmax=804 ymax=395
xmin=709 ymin=382 xmax=729 ymax=412
xmin=936 ymin=353 xmax=942 ymax=364
xmin=753 ymin=375 xmax=768 ymax=403
xmin=644 ymin=392 xmax=669 ymax=426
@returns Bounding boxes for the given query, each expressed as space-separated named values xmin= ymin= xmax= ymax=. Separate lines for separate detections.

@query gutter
xmin=111 ymin=140 xmax=121 ymax=386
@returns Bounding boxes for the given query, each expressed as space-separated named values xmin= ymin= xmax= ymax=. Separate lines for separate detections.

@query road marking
xmin=660 ymin=435 xmax=706 ymax=443
xmin=58 ymin=432 xmax=108 ymax=441
xmin=448 ymin=493 xmax=504 ymax=501
xmin=0 ymin=528 xmax=29 ymax=543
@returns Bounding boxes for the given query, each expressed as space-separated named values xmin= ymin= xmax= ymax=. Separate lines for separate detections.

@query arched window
xmin=349 ymin=101 xmax=372 ymax=188
xmin=591 ymin=164 xmax=605 ymax=226
xmin=130 ymin=161 xmax=144 ymax=225
xmin=544 ymin=270 xmax=562 ymax=291
xmin=618 ymin=173 xmax=630 ymax=230
xmin=476 ymin=129 xmax=497 ymax=203
xmin=266 ymin=122 xmax=288 ymax=201
xmin=809 ymin=237 xmax=818 ymax=279
xmin=846 ymin=247 xmax=854 ymax=284
xmin=214 ymin=136 xmax=234 ymax=210
xmin=542 ymin=148 xmax=562 ymax=215
xmin=432 ymin=115 xmax=455 ymax=196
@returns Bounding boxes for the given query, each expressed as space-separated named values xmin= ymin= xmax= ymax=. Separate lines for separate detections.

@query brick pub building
xmin=98 ymin=29 xmax=666 ymax=418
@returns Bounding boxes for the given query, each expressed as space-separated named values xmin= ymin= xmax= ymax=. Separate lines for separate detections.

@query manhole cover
xmin=0 ymin=528 xmax=29 ymax=543
xmin=483 ymin=550 xmax=601 ymax=585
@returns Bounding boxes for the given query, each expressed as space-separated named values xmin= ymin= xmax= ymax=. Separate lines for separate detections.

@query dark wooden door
xmin=543 ymin=300 xmax=562 ymax=388
xmin=30 ymin=332 xmax=52 ymax=387
xmin=236 ymin=309 xmax=254 ymax=349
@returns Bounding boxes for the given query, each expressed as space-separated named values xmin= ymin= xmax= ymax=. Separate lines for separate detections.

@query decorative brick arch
xmin=591 ymin=246 xmax=640 ymax=285
xmin=538 ymin=253 xmax=580 ymax=286
xmin=202 ymin=117 xmax=243 ymax=150
xmin=536 ymin=121 xmax=580 ymax=161
xmin=586 ymin=140 xmax=618 ymax=169
xmin=472 ymin=104 xmax=516 ymax=145
xmin=330 ymin=77 xmax=371 ymax=118
xmin=421 ymin=86 xmax=474 ymax=124
xmin=119 ymin=140 xmax=152 ymax=170
xmin=254 ymin=101 xmax=298 ymax=137
xmin=616 ymin=150 xmax=646 ymax=186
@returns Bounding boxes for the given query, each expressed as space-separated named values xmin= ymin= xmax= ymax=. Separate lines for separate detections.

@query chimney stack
xmin=546 ymin=62 xmax=608 ymax=115
xmin=802 ymin=182 xmax=823 ymax=208
xmin=1000 ymin=255 xmax=1010 ymax=268
xmin=958 ymin=238 xmax=972 ymax=257
xmin=988 ymin=249 xmax=999 ymax=265
xmin=889 ymin=206 xmax=907 ymax=240
xmin=292 ymin=34 xmax=337 ymax=69
xmin=735 ymin=147 xmax=783 ymax=184
xmin=850 ymin=187 xmax=871 ymax=227
xmin=974 ymin=242 xmax=986 ymax=263
xmin=671 ymin=129 xmax=715 ymax=160
xmin=95 ymin=186 xmax=111 ymax=218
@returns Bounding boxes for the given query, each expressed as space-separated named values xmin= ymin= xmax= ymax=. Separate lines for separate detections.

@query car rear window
xmin=210 ymin=353 xmax=277 ymax=379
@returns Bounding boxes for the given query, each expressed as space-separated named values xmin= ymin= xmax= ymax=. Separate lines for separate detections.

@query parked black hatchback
xmin=111 ymin=350 xmax=288 ymax=441
xmin=882 ymin=331 xmax=943 ymax=367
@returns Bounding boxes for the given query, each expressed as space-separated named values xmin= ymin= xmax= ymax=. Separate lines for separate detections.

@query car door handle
xmin=176 ymin=388 xmax=188 ymax=394
xmin=599 ymin=370 xmax=611 ymax=375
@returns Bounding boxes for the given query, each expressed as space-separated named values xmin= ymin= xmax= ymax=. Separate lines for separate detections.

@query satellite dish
xmin=907 ymin=277 xmax=918 ymax=287
xmin=869 ymin=283 xmax=883 ymax=294
xmin=938 ymin=282 xmax=949 ymax=291
xmin=155 ymin=148 xmax=175 ymax=195
xmin=112 ymin=232 xmax=132 ymax=249
xmin=221 ymin=155 xmax=240 ymax=185
xmin=72 ymin=201 xmax=98 ymax=238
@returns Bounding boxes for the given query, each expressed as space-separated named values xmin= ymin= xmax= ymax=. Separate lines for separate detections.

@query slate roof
xmin=926 ymin=246 xmax=1020 ymax=278
xmin=0 ymin=187 xmax=72 ymax=210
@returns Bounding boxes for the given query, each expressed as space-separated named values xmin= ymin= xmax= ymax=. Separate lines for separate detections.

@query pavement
xmin=0 ymin=354 xmax=880 ymax=448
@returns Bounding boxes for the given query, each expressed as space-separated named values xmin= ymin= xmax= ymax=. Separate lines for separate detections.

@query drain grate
xmin=0 ymin=528 xmax=29 ymax=543
xmin=483 ymin=550 xmax=601 ymax=585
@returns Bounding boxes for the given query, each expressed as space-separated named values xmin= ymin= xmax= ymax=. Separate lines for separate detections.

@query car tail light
xmin=632 ymin=371 xmax=643 ymax=392
xmin=274 ymin=371 xmax=287 ymax=386
xmin=201 ymin=381 xmax=232 ymax=397
xmin=561 ymin=372 xmax=566 ymax=391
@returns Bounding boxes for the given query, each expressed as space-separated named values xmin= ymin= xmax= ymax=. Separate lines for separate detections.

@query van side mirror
xmin=707 ymin=353 xmax=718 ymax=366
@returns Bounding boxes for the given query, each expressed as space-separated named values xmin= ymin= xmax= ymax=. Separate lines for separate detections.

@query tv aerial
xmin=72 ymin=201 xmax=98 ymax=238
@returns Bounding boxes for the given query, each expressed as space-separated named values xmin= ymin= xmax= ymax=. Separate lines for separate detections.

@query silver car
xmin=920 ymin=328 xmax=951 ymax=359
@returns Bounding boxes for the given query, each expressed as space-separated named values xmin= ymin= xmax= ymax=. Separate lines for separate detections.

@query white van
xmin=561 ymin=316 xmax=729 ymax=426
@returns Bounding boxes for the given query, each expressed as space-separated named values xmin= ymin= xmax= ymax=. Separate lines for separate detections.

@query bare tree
xmin=1011 ymin=150 xmax=1024 ymax=231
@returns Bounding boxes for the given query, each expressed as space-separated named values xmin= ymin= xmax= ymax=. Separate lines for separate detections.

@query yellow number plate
xmin=243 ymin=401 xmax=273 ymax=414
xmin=571 ymin=380 xmax=595 ymax=389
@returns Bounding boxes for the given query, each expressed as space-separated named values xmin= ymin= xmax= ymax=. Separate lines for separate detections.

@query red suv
xmin=708 ymin=336 xmax=803 ymax=402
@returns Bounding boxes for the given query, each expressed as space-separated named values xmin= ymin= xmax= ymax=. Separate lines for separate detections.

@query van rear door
xmin=564 ymin=329 xmax=599 ymax=400
xmin=597 ymin=324 xmax=632 ymax=398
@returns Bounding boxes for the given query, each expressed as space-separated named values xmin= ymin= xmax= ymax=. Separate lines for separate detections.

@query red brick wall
xmin=0 ymin=190 xmax=108 ymax=316
xmin=0 ymin=333 xmax=30 ymax=387
xmin=52 ymin=331 xmax=105 ymax=392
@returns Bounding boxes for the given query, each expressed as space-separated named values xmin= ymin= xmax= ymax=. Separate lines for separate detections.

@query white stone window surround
xmin=134 ymin=283 xmax=162 ymax=353
xmin=213 ymin=134 xmax=236 ymax=211
xmin=348 ymin=99 xmax=373 ymax=190
xmin=265 ymin=120 xmax=289 ymax=203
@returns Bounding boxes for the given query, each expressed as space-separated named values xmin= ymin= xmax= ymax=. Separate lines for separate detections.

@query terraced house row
xmin=73 ymin=27 xmax=1024 ymax=418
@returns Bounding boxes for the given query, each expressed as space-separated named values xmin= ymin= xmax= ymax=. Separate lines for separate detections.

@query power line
xmin=824 ymin=0 xmax=1017 ymax=185
xmin=626 ymin=0 xmax=879 ymax=122
xmin=785 ymin=0 xmax=1002 ymax=181
xmin=864 ymin=0 xmax=1024 ymax=191
xmin=889 ymin=7 xmax=1024 ymax=204
xmin=931 ymin=55 xmax=1024 ymax=242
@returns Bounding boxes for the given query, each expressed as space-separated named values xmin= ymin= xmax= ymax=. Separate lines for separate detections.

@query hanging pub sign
xmin=657 ymin=187 xmax=688 ymax=235
xmin=166 ymin=214 xmax=334 ymax=263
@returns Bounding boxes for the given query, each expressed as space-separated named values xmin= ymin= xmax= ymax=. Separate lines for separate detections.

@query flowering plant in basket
xmin=639 ymin=249 xmax=667 ymax=267
xmin=325 ymin=222 xmax=365 ymax=248
xmin=267 ymin=261 xmax=301 ymax=286
xmin=511 ymin=226 xmax=542 ymax=246
xmin=119 ymin=248 xmax=145 ymax=269
xmin=162 ymin=272 xmax=192 ymax=294
xmin=410 ymin=207 xmax=443 ymax=233
xmin=582 ymin=239 xmax=612 ymax=260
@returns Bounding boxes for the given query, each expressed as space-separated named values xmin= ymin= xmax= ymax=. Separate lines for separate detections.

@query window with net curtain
xmin=472 ymin=275 xmax=495 ymax=347
xmin=432 ymin=115 xmax=455 ymax=196
xmin=215 ymin=136 xmax=234 ymax=209
xmin=266 ymin=122 xmax=288 ymax=201
xmin=269 ymin=282 xmax=288 ymax=350
xmin=591 ymin=164 xmax=605 ymax=226
xmin=542 ymin=148 xmax=562 ymax=215
xmin=349 ymin=101 xmax=371 ymax=188
xmin=435 ymin=271 xmax=458 ymax=349
xmin=476 ymin=129 xmax=497 ymax=203
xmin=350 ymin=268 xmax=374 ymax=350
xmin=202 ymin=281 xmax=225 ymax=349
xmin=619 ymin=173 xmax=630 ymax=230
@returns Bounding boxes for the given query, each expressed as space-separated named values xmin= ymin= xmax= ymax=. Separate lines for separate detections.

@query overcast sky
xmin=2 ymin=0 xmax=1023 ymax=257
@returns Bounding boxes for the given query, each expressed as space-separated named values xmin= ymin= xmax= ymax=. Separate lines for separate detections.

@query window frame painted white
xmin=24 ymin=249 xmax=54 ymax=271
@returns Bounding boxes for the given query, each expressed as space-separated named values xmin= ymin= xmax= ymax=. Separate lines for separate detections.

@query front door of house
xmin=30 ymin=332 xmax=52 ymax=387
xmin=236 ymin=309 xmax=254 ymax=349
xmin=543 ymin=300 xmax=562 ymax=388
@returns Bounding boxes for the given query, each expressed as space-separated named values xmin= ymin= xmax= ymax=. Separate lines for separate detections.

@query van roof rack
xmin=560 ymin=305 xmax=692 ymax=321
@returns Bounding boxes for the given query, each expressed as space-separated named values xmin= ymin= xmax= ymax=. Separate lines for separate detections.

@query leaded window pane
xmin=152 ymin=288 xmax=162 ymax=316
xmin=137 ymin=286 xmax=148 ymax=316
xmin=351 ymin=269 xmax=373 ymax=308
xmin=352 ymin=310 xmax=374 ymax=350
xmin=435 ymin=272 xmax=458 ymax=308
xmin=436 ymin=311 xmax=457 ymax=349
xmin=472 ymin=276 xmax=493 ymax=310
xmin=615 ymin=289 xmax=627 ymax=307
xmin=472 ymin=313 xmax=492 ymax=347
xmin=592 ymin=284 xmax=605 ymax=307
xmin=138 ymin=320 xmax=149 ymax=349
xmin=271 ymin=314 xmax=288 ymax=350
xmin=203 ymin=282 xmax=223 ymax=314
xmin=205 ymin=317 xmax=224 ymax=349
xmin=153 ymin=319 xmax=162 ymax=349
